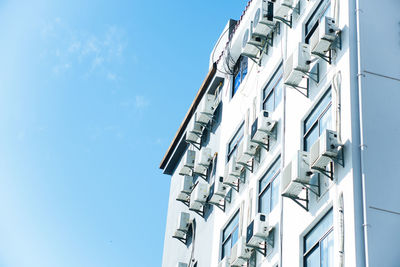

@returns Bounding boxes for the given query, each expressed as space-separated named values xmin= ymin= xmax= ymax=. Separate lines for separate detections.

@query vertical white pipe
xmin=355 ymin=0 xmax=370 ymax=265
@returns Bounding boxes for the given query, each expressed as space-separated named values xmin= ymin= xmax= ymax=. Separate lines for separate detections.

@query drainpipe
xmin=354 ymin=0 xmax=369 ymax=266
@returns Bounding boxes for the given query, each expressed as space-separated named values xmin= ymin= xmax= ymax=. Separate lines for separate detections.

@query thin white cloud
xmin=41 ymin=19 xmax=128 ymax=80
xmin=135 ymin=96 xmax=150 ymax=109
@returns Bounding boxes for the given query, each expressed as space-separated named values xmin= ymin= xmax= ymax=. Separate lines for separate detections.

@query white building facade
xmin=160 ymin=0 xmax=400 ymax=267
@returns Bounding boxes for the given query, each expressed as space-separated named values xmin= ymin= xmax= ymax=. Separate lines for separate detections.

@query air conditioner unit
xmin=179 ymin=150 xmax=196 ymax=176
xmin=186 ymin=117 xmax=203 ymax=144
xmin=246 ymin=213 xmax=272 ymax=247
xmin=281 ymin=151 xmax=311 ymax=197
xmin=194 ymin=147 xmax=213 ymax=175
xmin=189 ymin=183 xmax=209 ymax=211
xmin=310 ymin=129 xmax=341 ymax=169
xmin=218 ymin=257 xmax=230 ymax=267
xmin=196 ymin=94 xmax=217 ymax=125
xmin=251 ymin=110 xmax=276 ymax=143
xmin=176 ymin=175 xmax=193 ymax=202
xmin=209 ymin=176 xmax=229 ymax=205
xmin=242 ymin=23 xmax=265 ymax=58
xmin=230 ymin=236 xmax=252 ymax=266
xmin=173 ymin=212 xmax=190 ymax=239
xmin=223 ymin=156 xmax=242 ymax=187
xmin=310 ymin=17 xmax=340 ymax=55
xmin=176 ymin=263 xmax=188 ymax=267
xmin=252 ymin=0 xmax=276 ymax=38
xmin=236 ymin=134 xmax=257 ymax=166
xmin=283 ymin=42 xmax=311 ymax=86
xmin=274 ymin=0 xmax=294 ymax=20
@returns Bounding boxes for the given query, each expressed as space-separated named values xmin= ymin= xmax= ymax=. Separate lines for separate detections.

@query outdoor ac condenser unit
xmin=223 ymin=156 xmax=242 ymax=186
xmin=230 ymin=236 xmax=252 ymax=266
xmin=176 ymin=175 xmax=193 ymax=202
xmin=177 ymin=212 xmax=190 ymax=232
xmin=246 ymin=213 xmax=271 ymax=247
xmin=185 ymin=117 xmax=203 ymax=144
xmin=283 ymin=42 xmax=311 ymax=86
xmin=281 ymin=150 xmax=311 ymax=197
xmin=310 ymin=129 xmax=341 ymax=169
xmin=196 ymin=94 xmax=216 ymax=125
xmin=252 ymin=0 xmax=276 ymax=38
xmin=310 ymin=16 xmax=340 ymax=55
xmin=251 ymin=110 xmax=276 ymax=143
xmin=189 ymin=183 xmax=209 ymax=211
xmin=236 ymin=134 xmax=257 ymax=166
xmin=274 ymin=0 xmax=294 ymax=20
xmin=194 ymin=147 xmax=213 ymax=175
xmin=209 ymin=176 xmax=229 ymax=205
xmin=176 ymin=263 xmax=188 ymax=267
xmin=179 ymin=150 xmax=196 ymax=176
xmin=242 ymin=23 xmax=265 ymax=58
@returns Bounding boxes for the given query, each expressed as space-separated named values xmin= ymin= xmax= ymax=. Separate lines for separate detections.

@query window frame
xmin=227 ymin=122 xmax=244 ymax=162
xmin=303 ymin=208 xmax=334 ymax=267
xmin=304 ymin=0 xmax=331 ymax=44
xmin=221 ymin=210 xmax=240 ymax=260
xmin=232 ymin=56 xmax=248 ymax=97
xmin=262 ymin=64 xmax=283 ymax=113
xmin=302 ymin=88 xmax=332 ymax=151
xmin=258 ymin=157 xmax=281 ymax=214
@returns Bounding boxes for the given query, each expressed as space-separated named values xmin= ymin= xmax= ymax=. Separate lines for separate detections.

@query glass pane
xmin=241 ymin=57 xmax=248 ymax=81
xmin=275 ymin=78 xmax=283 ymax=108
xmin=263 ymin=93 xmax=274 ymax=112
xmin=305 ymin=209 xmax=333 ymax=252
xmin=321 ymin=230 xmax=334 ymax=267
xmin=259 ymin=158 xmax=281 ymax=191
xmin=228 ymin=124 xmax=244 ymax=155
xmin=304 ymin=124 xmax=319 ymax=152
xmin=259 ymin=186 xmax=271 ymax=214
xmin=305 ymin=91 xmax=332 ymax=132
xmin=271 ymin=175 xmax=280 ymax=210
xmin=223 ymin=212 xmax=239 ymax=240
xmin=305 ymin=246 xmax=320 ymax=267
xmin=222 ymin=238 xmax=231 ymax=259
xmin=233 ymin=72 xmax=241 ymax=95
xmin=319 ymin=105 xmax=332 ymax=135
xmin=231 ymin=227 xmax=239 ymax=247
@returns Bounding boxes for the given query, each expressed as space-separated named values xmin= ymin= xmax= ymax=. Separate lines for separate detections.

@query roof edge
xmin=159 ymin=63 xmax=217 ymax=170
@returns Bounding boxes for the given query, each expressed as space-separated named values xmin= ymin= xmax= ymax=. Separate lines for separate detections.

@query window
xmin=305 ymin=0 xmax=331 ymax=44
xmin=232 ymin=56 xmax=248 ymax=97
xmin=303 ymin=90 xmax=332 ymax=151
xmin=262 ymin=65 xmax=283 ymax=112
xmin=258 ymin=157 xmax=281 ymax=214
xmin=221 ymin=211 xmax=240 ymax=260
xmin=227 ymin=123 xmax=244 ymax=162
xmin=304 ymin=209 xmax=334 ymax=267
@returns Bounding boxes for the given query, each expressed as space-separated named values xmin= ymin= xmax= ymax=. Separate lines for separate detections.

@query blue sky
xmin=0 ymin=1 xmax=246 ymax=266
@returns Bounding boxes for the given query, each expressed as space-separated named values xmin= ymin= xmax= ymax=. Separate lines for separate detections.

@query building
xmin=159 ymin=0 xmax=400 ymax=266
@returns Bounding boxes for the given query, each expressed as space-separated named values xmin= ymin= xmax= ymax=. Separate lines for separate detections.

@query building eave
xmin=159 ymin=63 xmax=217 ymax=171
